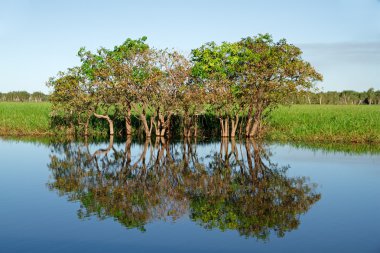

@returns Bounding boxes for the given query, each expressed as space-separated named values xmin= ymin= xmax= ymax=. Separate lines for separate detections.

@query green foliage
xmin=191 ymin=41 xmax=242 ymax=119
xmin=235 ymin=34 xmax=322 ymax=106
xmin=192 ymin=34 xmax=322 ymax=106
xmin=190 ymin=34 xmax=323 ymax=137
xmin=191 ymin=41 xmax=239 ymax=80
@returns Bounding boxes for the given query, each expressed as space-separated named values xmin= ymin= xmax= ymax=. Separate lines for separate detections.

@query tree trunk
xmin=157 ymin=112 xmax=172 ymax=137
xmin=245 ymin=105 xmax=253 ymax=137
xmin=183 ymin=111 xmax=192 ymax=137
xmin=153 ymin=118 xmax=161 ymax=137
xmin=231 ymin=114 xmax=239 ymax=138
xmin=94 ymin=113 xmax=114 ymax=135
xmin=140 ymin=110 xmax=153 ymax=138
xmin=249 ymin=116 xmax=260 ymax=138
xmin=194 ymin=115 xmax=198 ymax=137
xmin=184 ymin=126 xmax=191 ymax=137
xmin=220 ymin=116 xmax=229 ymax=137
xmin=125 ymin=106 xmax=132 ymax=136
xmin=159 ymin=124 xmax=165 ymax=137
xmin=154 ymin=108 xmax=161 ymax=137
xmin=163 ymin=115 xmax=171 ymax=137
xmin=220 ymin=117 xmax=224 ymax=137
xmin=248 ymin=106 xmax=262 ymax=138
xmin=166 ymin=122 xmax=171 ymax=137
xmin=183 ymin=125 xmax=189 ymax=137
xmin=84 ymin=116 xmax=90 ymax=136
xmin=225 ymin=117 xmax=229 ymax=137
xmin=158 ymin=113 xmax=165 ymax=136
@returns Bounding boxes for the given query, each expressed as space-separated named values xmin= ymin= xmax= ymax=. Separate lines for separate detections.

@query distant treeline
xmin=1 ymin=89 xmax=379 ymax=105
xmin=0 ymin=91 xmax=49 ymax=102
xmin=289 ymin=88 xmax=380 ymax=105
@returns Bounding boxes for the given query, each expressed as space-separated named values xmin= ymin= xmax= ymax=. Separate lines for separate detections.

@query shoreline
xmin=1 ymin=102 xmax=379 ymax=144
xmin=1 ymin=131 xmax=379 ymax=145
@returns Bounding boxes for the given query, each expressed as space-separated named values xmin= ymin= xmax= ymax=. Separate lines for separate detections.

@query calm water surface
xmin=0 ymin=138 xmax=379 ymax=253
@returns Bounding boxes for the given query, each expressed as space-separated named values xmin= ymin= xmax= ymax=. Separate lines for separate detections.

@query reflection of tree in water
xmin=47 ymin=137 xmax=320 ymax=239
xmin=189 ymin=140 xmax=320 ymax=239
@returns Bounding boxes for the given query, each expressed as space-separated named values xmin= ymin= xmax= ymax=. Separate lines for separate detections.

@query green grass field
xmin=267 ymin=105 xmax=380 ymax=143
xmin=0 ymin=102 xmax=379 ymax=143
xmin=0 ymin=102 xmax=50 ymax=136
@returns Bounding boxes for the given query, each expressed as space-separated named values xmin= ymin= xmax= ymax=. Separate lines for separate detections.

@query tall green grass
xmin=0 ymin=102 xmax=50 ymax=136
xmin=267 ymin=105 xmax=380 ymax=143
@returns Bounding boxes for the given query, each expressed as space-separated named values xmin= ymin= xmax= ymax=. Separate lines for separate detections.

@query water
xmin=0 ymin=138 xmax=379 ymax=253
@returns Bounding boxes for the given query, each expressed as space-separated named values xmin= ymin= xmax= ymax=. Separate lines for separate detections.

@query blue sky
xmin=1 ymin=0 xmax=379 ymax=93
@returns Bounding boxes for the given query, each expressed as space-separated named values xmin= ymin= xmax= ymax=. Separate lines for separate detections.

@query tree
xmin=375 ymin=90 xmax=380 ymax=104
xmin=5 ymin=91 xmax=30 ymax=102
xmin=152 ymin=49 xmax=191 ymax=137
xmin=47 ymin=67 xmax=94 ymax=135
xmin=191 ymin=34 xmax=322 ymax=138
xmin=367 ymin=88 xmax=375 ymax=105
xmin=77 ymin=47 xmax=119 ymax=136
xmin=107 ymin=37 xmax=151 ymax=136
xmin=177 ymin=82 xmax=206 ymax=138
xmin=47 ymin=34 xmax=323 ymax=138
xmin=235 ymin=34 xmax=322 ymax=137
xmin=30 ymin=91 xmax=48 ymax=102
xmin=121 ymin=41 xmax=161 ymax=138
xmin=192 ymin=41 xmax=243 ymax=137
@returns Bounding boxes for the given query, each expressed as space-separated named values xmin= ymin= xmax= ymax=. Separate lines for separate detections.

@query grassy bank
xmin=1 ymin=102 xmax=379 ymax=143
xmin=267 ymin=105 xmax=380 ymax=143
xmin=0 ymin=102 xmax=50 ymax=136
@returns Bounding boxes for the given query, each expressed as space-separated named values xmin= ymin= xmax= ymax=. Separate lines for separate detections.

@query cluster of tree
xmin=47 ymin=138 xmax=320 ymax=239
xmin=288 ymin=88 xmax=380 ymax=105
xmin=0 ymin=91 xmax=48 ymax=102
xmin=48 ymin=34 xmax=322 ymax=138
